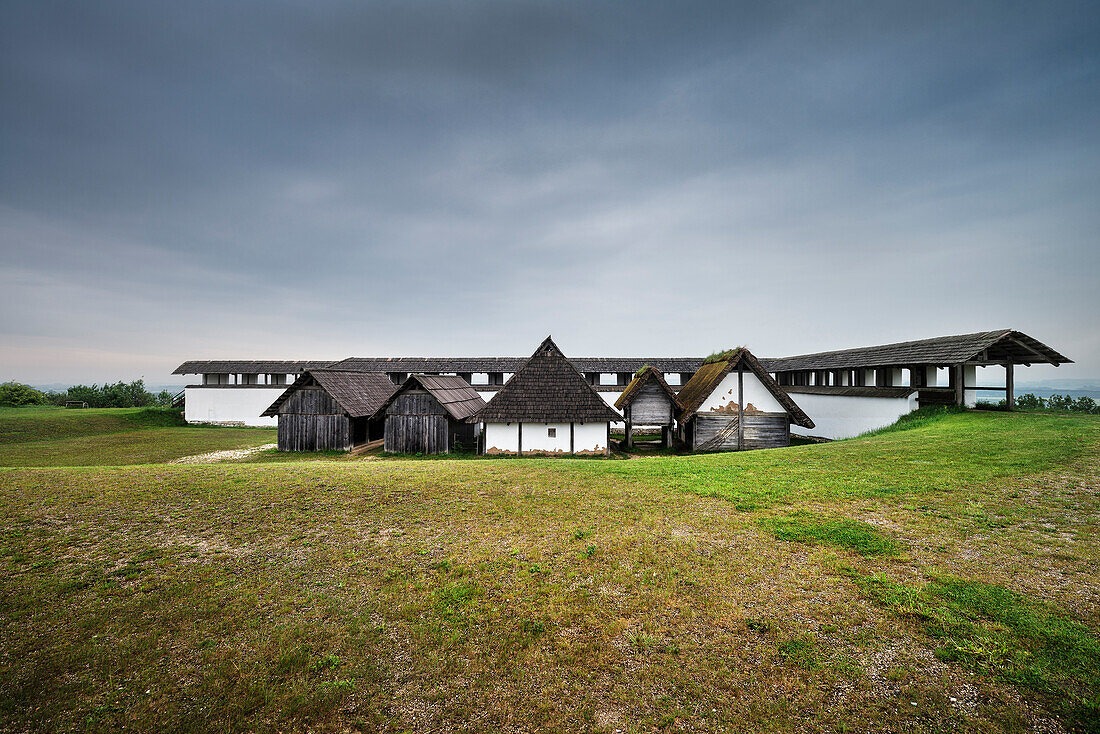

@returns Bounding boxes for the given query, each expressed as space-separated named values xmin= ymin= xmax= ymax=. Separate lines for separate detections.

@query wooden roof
xmin=472 ymin=337 xmax=622 ymax=424
xmin=261 ymin=370 xmax=396 ymax=418
xmin=373 ymin=374 xmax=486 ymax=422
xmin=677 ymin=348 xmax=814 ymax=428
xmin=614 ymin=366 xmax=682 ymax=411
xmin=174 ymin=360 xmax=334 ymax=375
xmin=329 ymin=356 xmax=703 ymax=374
xmin=764 ymin=330 xmax=1071 ymax=372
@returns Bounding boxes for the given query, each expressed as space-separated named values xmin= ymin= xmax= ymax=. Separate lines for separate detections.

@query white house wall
xmin=697 ymin=372 xmax=786 ymax=414
xmin=483 ymin=421 xmax=608 ymax=454
xmin=184 ymin=386 xmax=282 ymax=427
xmin=788 ymin=392 xmax=919 ymax=440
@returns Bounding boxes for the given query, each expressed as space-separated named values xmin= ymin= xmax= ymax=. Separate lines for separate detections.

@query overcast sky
xmin=2 ymin=1 xmax=1097 ymax=385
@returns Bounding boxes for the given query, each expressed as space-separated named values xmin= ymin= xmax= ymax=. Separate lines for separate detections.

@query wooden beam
xmin=737 ymin=363 xmax=744 ymax=451
xmin=517 ymin=422 xmax=522 ymax=456
xmin=570 ymin=422 xmax=574 ymax=454
xmin=953 ymin=364 xmax=965 ymax=406
xmin=1005 ymin=363 xmax=1014 ymax=411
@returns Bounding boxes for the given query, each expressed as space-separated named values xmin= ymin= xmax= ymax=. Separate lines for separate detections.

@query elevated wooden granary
xmin=372 ymin=374 xmax=485 ymax=454
xmin=678 ymin=348 xmax=813 ymax=452
xmin=262 ymin=370 xmax=395 ymax=451
xmin=614 ymin=366 xmax=682 ymax=448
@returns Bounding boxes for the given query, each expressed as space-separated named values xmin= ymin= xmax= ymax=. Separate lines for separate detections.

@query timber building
xmin=372 ymin=374 xmax=484 ymax=454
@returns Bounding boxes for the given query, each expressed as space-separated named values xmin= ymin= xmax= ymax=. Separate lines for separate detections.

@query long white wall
xmin=697 ymin=372 xmax=786 ymax=414
xmin=789 ymin=392 xmax=919 ymax=440
xmin=483 ymin=421 xmax=608 ymax=454
xmin=184 ymin=386 xmax=282 ymax=427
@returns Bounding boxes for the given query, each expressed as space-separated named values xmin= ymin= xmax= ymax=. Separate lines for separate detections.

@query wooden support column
xmin=1005 ymin=362 xmax=1015 ymax=411
xmin=517 ymin=422 xmax=522 ymax=455
xmin=624 ymin=407 xmax=632 ymax=449
xmin=737 ymin=363 xmax=744 ymax=451
xmin=953 ymin=364 xmax=965 ymax=406
xmin=569 ymin=422 xmax=574 ymax=454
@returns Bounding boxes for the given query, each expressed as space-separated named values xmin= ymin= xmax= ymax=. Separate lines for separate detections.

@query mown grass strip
xmin=759 ymin=513 xmax=899 ymax=555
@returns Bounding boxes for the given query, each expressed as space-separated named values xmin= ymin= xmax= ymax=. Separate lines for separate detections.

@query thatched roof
xmin=763 ymin=329 xmax=1070 ymax=372
xmin=614 ymin=366 xmax=682 ymax=411
xmin=372 ymin=374 xmax=486 ymax=422
xmin=261 ymin=370 xmax=396 ymax=418
xmin=677 ymin=348 xmax=814 ymax=428
xmin=472 ymin=337 xmax=622 ymax=423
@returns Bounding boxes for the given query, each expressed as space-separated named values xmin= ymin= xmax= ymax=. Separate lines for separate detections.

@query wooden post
xmin=953 ymin=364 xmax=965 ymax=406
xmin=737 ymin=363 xmax=744 ymax=451
xmin=517 ymin=422 xmax=522 ymax=455
xmin=1005 ymin=362 xmax=1015 ymax=411
xmin=625 ymin=406 xmax=632 ymax=449
xmin=569 ymin=422 xmax=574 ymax=454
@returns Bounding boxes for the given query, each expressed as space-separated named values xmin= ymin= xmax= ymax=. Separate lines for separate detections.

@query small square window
xmin=547 ymin=428 xmax=556 ymax=438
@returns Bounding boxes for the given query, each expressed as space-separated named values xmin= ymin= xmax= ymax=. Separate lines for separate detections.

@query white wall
xmin=482 ymin=421 xmax=608 ymax=454
xmin=697 ymin=372 xmax=786 ymax=414
xmin=184 ymin=386 xmax=282 ymax=427
xmin=788 ymin=391 xmax=919 ymax=440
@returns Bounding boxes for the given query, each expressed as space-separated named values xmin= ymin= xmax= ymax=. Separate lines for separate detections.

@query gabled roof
xmin=472 ymin=337 xmax=622 ymax=423
xmin=677 ymin=348 xmax=814 ymax=428
xmin=372 ymin=374 xmax=486 ymax=422
xmin=614 ymin=366 xmax=682 ymax=411
xmin=261 ymin=370 xmax=396 ymax=418
xmin=174 ymin=360 xmax=334 ymax=375
xmin=763 ymin=330 xmax=1071 ymax=372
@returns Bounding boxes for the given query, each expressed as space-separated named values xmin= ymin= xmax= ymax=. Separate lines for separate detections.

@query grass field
xmin=0 ymin=408 xmax=1098 ymax=733
xmin=0 ymin=407 xmax=275 ymax=466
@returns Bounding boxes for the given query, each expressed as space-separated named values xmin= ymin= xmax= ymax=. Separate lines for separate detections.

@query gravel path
xmin=168 ymin=443 xmax=277 ymax=464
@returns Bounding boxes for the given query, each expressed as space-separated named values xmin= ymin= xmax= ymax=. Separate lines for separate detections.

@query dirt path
xmin=168 ymin=443 xmax=276 ymax=464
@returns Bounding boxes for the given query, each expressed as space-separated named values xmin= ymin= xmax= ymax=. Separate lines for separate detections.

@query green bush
xmin=0 ymin=382 xmax=49 ymax=406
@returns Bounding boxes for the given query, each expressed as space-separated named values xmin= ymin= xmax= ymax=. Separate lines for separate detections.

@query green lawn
xmin=0 ymin=407 xmax=275 ymax=466
xmin=0 ymin=409 xmax=1097 ymax=732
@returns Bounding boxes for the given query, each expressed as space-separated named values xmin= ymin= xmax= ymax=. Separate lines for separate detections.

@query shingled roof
xmin=372 ymin=374 xmax=485 ymax=422
xmin=174 ymin=360 xmax=334 ymax=375
xmin=261 ymin=370 xmax=396 ymax=418
xmin=472 ymin=337 xmax=622 ymax=423
xmin=614 ymin=366 xmax=682 ymax=411
xmin=763 ymin=330 xmax=1071 ymax=372
xmin=677 ymin=348 xmax=814 ymax=428
xmin=329 ymin=356 xmax=703 ymax=374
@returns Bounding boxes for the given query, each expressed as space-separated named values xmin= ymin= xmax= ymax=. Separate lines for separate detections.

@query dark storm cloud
xmin=1 ymin=1 xmax=1098 ymax=382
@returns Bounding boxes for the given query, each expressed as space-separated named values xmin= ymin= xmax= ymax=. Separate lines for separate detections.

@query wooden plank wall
xmin=384 ymin=414 xmax=450 ymax=453
xmin=693 ymin=413 xmax=790 ymax=451
xmin=277 ymin=414 xmax=351 ymax=451
xmin=384 ymin=390 xmax=452 ymax=453
xmin=276 ymin=385 xmax=352 ymax=451
xmin=630 ymin=383 xmax=674 ymax=424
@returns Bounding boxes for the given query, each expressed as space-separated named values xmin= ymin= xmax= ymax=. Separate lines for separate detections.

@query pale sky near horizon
xmin=2 ymin=1 xmax=1098 ymax=386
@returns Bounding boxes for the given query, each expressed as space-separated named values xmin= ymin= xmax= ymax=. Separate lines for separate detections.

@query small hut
xmin=262 ymin=370 xmax=396 ymax=451
xmin=472 ymin=336 xmax=621 ymax=455
xmin=372 ymin=374 xmax=485 ymax=454
xmin=677 ymin=348 xmax=814 ymax=451
xmin=614 ymin=366 xmax=681 ymax=448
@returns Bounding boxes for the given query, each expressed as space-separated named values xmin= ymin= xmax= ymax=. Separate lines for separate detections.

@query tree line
xmin=0 ymin=381 xmax=178 ymax=408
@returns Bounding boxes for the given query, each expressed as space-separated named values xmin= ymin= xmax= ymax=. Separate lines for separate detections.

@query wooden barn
xmin=473 ymin=336 xmax=622 ymax=455
xmin=614 ymin=366 xmax=681 ymax=448
xmin=372 ymin=374 xmax=485 ymax=454
xmin=677 ymin=348 xmax=814 ymax=451
xmin=261 ymin=370 xmax=396 ymax=451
